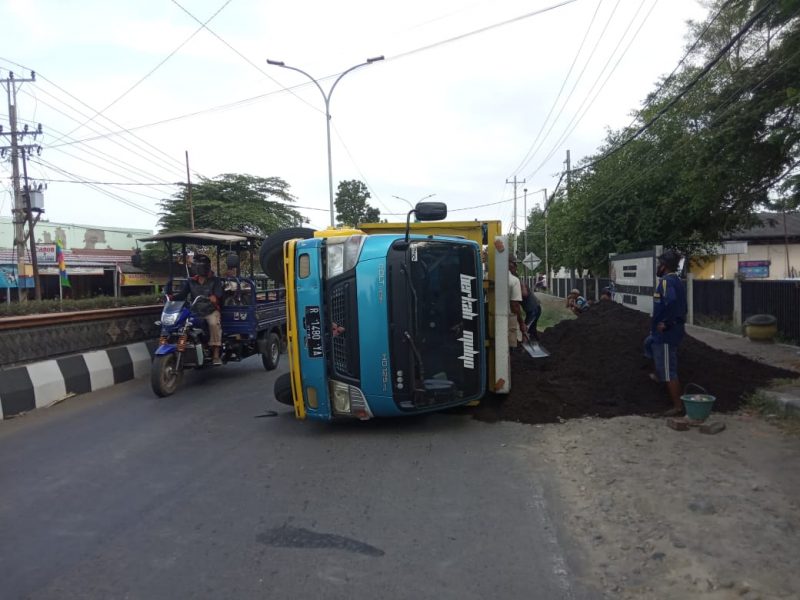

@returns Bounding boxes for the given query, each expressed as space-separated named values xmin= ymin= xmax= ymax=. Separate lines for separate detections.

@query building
xmin=0 ymin=217 xmax=163 ymax=300
xmin=692 ymin=212 xmax=800 ymax=280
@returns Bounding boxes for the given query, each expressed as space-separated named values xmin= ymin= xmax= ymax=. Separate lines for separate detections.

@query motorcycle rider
xmin=173 ymin=254 xmax=224 ymax=365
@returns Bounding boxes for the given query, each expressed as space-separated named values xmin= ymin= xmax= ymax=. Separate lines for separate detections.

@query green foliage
xmin=158 ymin=173 xmax=306 ymax=235
xmin=0 ymin=295 xmax=160 ymax=317
xmin=545 ymin=0 xmax=800 ymax=275
xmin=334 ymin=180 xmax=380 ymax=227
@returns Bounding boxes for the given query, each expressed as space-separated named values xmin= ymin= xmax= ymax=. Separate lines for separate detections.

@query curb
xmin=0 ymin=341 xmax=156 ymax=420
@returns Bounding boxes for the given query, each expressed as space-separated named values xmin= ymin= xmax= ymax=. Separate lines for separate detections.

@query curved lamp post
xmin=266 ymin=56 xmax=385 ymax=227
xmin=391 ymin=193 xmax=436 ymax=211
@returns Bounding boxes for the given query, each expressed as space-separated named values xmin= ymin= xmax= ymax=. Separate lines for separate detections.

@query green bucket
xmin=681 ymin=384 xmax=716 ymax=421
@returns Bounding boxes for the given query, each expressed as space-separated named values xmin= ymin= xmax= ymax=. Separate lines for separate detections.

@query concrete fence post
xmin=733 ymin=273 xmax=743 ymax=327
xmin=686 ymin=273 xmax=694 ymax=325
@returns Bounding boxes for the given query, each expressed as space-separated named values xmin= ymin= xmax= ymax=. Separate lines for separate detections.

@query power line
xmin=29 ymin=157 xmax=159 ymax=216
xmin=570 ymin=0 xmax=778 ymax=175
xmin=525 ymin=0 xmax=653 ymax=181
xmin=388 ymin=0 xmax=580 ymax=62
xmin=38 ymin=0 xmax=581 ymax=150
xmin=510 ymin=0 xmax=602 ymax=176
xmin=23 ymin=86 xmax=182 ymax=180
xmin=34 ymin=178 xmax=178 ymax=186
xmin=568 ymin=30 xmax=800 ymax=221
xmin=51 ymin=0 xmax=234 ymax=145
xmin=169 ymin=0 xmax=321 ymax=115
xmin=0 ymin=57 xmax=200 ymax=176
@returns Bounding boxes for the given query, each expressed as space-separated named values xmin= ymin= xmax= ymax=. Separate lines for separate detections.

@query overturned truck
xmin=259 ymin=202 xmax=515 ymax=421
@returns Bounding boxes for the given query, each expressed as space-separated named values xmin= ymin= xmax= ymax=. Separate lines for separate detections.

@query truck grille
xmin=329 ymin=279 xmax=359 ymax=380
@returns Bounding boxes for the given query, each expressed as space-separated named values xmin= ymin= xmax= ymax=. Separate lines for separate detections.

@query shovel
xmin=522 ymin=339 xmax=550 ymax=358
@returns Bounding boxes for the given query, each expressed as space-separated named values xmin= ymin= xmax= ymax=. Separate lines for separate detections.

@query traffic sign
xmin=522 ymin=252 xmax=541 ymax=270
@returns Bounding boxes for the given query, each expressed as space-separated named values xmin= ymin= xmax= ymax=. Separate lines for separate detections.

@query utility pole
xmin=565 ymin=149 xmax=571 ymax=200
xmin=185 ymin=150 xmax=195 ymax=229
xmin=21 ymin=151 xmax=43 ymax=300
xmin=506 ymin=175 xmax=526 ymax=258
xmin=1 ymin=70 xmax=38 ymax=301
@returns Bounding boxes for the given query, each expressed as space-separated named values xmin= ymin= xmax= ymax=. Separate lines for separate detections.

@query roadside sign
xmin=522 ymin=252 xmax=541 ymax=270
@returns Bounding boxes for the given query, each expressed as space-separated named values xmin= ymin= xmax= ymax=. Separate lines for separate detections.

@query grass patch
xmin=535 ymin=294 xmax=575 ymax=332
xmin=694 ymin=316 xmax=741 ymax=335
xmin=743 ymin=389 xmax=800 ymax=434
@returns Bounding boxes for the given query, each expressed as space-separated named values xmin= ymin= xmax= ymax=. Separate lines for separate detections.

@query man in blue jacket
xmin=645 ymin=250 xmax=687 ymax=416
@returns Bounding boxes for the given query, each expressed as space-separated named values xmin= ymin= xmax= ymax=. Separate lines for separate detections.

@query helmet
xmin=658 ymin=250 xmax=681 ymax=272
xmin=194 ymin=253 xmax=211 ymax=277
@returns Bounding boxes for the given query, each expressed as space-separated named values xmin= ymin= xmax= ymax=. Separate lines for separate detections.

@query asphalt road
xmin=0 ymin=357 xmax=590 ymax=599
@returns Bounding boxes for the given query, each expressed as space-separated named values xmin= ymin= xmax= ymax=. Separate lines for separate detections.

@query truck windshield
xmin=388 ymin=240 xmax=482 ymax=406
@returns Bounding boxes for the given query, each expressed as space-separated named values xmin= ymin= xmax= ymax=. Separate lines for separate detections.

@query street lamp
xmin=266 ymin=55 xmax=385 ymax=227
xmin=391 ymin=193 xmax=436 ymax=211
xmin=392 ymin=193 xmax=435 ymax=222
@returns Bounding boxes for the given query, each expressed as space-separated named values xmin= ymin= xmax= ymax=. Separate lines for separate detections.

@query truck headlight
xmin=326 ymin=235 xmax=365 ymax=279
xmin=328 ymin=380 xmax=373 ymax=420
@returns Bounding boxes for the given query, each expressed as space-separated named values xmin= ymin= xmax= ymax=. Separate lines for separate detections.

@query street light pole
xmin=523 ymin=188 xmax=528 ymax=271
xmin=266 ymin=56 xmax=385 ymax=227
xmin=541 ymin=188 xmax=549 ymax=291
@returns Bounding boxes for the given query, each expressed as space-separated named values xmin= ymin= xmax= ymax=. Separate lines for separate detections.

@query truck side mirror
xmin=415 ymin=201 xmax=447 ymax=222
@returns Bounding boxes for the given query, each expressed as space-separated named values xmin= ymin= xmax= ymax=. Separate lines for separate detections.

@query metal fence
xmin=742 ymin=280 xmax=800 ymax=341
xmin=691 ymin=278 xmax=800 ymax=341
xmin=550 ymin=277 xmax=612 ymax=300
xmin=692 ymin=280 xmax=734 ymax=320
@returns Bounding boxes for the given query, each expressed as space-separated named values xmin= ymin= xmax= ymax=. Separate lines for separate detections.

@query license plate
xmin=304 ymin=306 xmax=323 ymax=358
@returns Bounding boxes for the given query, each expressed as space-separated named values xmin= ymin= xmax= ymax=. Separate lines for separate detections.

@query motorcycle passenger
xmin=173 ymin=254 xmax=224 ymax=365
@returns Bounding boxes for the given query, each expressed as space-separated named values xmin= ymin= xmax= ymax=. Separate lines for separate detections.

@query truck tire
xmin=259 ymin=227 xmax=316 ymax=284
xmin=274 ymin=372 xmax=293 ymax=406
xmin=261 ymin=332 xmax=280 ymax=371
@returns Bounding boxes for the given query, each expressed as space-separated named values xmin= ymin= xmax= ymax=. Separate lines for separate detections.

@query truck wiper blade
xmin=403 ymin=330 xmax=425 ymax=383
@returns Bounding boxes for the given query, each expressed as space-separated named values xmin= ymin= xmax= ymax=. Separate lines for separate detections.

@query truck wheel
xmin=151 ymin=354 xmax=181 ymax=397
xmin=261 ymin=332 xmax=280 ymax=371
xmin=259 ymin=227 xmax=316 ymax=284
xmin=274 ymin=372 xmax=293 ymax=406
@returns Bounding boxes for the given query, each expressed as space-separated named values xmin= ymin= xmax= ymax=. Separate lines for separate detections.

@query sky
xmin=0 ymin=0 xmax=710 ymax=237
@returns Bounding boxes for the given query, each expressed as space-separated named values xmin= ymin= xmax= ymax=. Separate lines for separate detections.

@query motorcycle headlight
xmin=326 ymin=235 xmax=365 ymax=279
xmin=328 ymin=380 xmax=373 ymax=420
xmin=161 ymin=312 xmax=178 ymax=326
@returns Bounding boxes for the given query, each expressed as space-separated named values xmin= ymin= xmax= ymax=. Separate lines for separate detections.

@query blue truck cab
xmin=273 ymin=206 xmax=510 ymax=421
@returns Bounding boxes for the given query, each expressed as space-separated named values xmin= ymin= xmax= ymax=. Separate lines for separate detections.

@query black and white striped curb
xmin=0 ymin=342 xmax=156 ymax=420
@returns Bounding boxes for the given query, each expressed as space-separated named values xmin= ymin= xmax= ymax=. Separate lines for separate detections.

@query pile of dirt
xmin=472 ymin=300 xmax=798 ymax=425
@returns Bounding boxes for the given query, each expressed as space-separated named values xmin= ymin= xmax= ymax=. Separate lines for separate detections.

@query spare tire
xmin=259 ymin=227 xmax=316 ymax=284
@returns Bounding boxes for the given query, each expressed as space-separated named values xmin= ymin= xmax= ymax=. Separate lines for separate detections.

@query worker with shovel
xmin=645 ymin=250 xmax=688 ymax=416
xmin=510 ymin=257 xmax=550 ymax=358
xmin=508 ymin=256 xmax=529 ymax=352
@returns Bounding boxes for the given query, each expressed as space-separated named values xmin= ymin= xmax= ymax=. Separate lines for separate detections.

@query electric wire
xmin=567 ymin=29 xmax=800 ymax=222
xmin=510 ymin=0 xmax=605 ymax=177
xmin=23 ymin=86 xmax=182 ymax=180
xmin=51 ymin=0 xmax=234 ymax=145
xmin=524 ymin=0 xmax=653 ymax=181
xmin=29 ymin=157 xmax=160 ymax=216
xmin=0 ymin=57 xmax=199 ymax=176
xmin=568 ymin=0 xmax=779 ymax=176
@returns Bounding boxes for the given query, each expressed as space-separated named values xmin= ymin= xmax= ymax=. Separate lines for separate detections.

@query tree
xmin=544 ymin=0 xmax=800 ymax=274
xmin=143 ymin=173 xmax=305 ymax=273
xmin=334 ymin=180 xmax=380 ymax=227
xmin=158 ymin=173 xmax=305 ymax=235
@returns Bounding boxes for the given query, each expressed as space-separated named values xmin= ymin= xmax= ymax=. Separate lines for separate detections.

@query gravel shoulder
xmin=536 ymin=413 xmax=800 ymax=599
xmin=522 ymin=295 xmax=800 ymax=599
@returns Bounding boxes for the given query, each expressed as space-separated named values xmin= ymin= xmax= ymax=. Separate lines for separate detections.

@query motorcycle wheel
xmin=151 ymin=354 xmax=182 ymax=397
xmin=261 ymin=332 xmax=281 ymax=371
xmin=274 ymin=372 xmax=293 ymax=406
